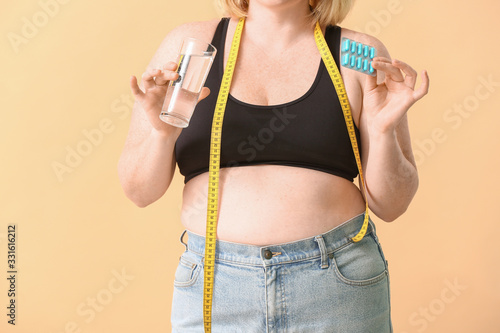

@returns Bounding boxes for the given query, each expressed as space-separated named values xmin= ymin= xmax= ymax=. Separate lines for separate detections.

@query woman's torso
xmin=177 ymin=18 xmax=366 ymax=246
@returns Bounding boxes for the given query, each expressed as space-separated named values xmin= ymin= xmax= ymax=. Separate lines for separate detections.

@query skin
xmin=118 ymin=0 xmax=429 ymax=245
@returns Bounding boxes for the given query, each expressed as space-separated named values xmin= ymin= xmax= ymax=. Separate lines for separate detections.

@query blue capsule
xmin=342 ymin=54 xmax=350 ymax=66
xmin=363 ymin=46 xmax=369 ymax=57
xmin=357 ymin=43 xmax=363 ymax=55
xmin=356 ymin=57 xmax=362 ymax=69
xmin=369 ymin=47 xmax=376 ymax=59
xmin=369 ymin=62 xmax=375 ymax=74
xmin=342 ymin=39 xmax=350 ymax=52
xmin=350 ymin=55 xmax=356 ymax=68
xmin=350 ymin=41 xmax=357 ymax=54
xmin=363 ymin=59 xmax=369 ymax=71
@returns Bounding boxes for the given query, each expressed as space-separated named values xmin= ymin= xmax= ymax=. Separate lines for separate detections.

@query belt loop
xmin=180 ymin=230 xmax=188 ymax=251
xmin=314 ymin=235 xmax=329 ymax=269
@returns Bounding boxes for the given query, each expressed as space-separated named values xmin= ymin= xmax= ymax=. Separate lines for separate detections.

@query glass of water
xmin=159 ymin=38 xmax=217 ymax=128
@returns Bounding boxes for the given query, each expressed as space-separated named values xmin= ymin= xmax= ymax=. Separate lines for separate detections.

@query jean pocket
xmin=174 ymin=251 xmax=202 ymax=288
xmin=331 ymin=233 xmax=388 ymax=287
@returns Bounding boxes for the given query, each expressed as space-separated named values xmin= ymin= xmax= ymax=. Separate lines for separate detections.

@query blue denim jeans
xmin=171 ymin=213 xmax=392 ymax=332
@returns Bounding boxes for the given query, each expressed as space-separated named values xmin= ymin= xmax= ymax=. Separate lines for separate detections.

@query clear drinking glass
xmin=159 ymin=38 xmax=217 ymax=128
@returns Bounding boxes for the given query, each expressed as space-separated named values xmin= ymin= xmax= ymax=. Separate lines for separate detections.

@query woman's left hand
xmin=363 ymin=57 xmax=429 ymax=134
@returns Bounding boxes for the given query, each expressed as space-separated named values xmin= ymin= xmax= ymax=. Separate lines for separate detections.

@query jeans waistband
xmin=182 ymin=213 xmax=375 ymax=266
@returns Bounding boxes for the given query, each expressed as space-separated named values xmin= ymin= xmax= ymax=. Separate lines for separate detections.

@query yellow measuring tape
xmin=312 ymin=21 xmax=370 ymax=243
xmin=203 ymin=18 xmax=369 ymax=331
xmin=203 ymin=17 xmax=245 ymax=332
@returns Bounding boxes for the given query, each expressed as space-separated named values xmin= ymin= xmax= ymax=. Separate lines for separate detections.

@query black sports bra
xmin=175 ymin=18 xmax=361 ymax=184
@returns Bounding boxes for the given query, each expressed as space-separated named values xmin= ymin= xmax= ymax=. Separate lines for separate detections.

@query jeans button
xmin=263 ymin=250 xmax=273 ymax=260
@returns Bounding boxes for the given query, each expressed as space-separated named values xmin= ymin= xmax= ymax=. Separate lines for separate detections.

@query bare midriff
xmin=180 ymin=164 xmax=366 ymax=246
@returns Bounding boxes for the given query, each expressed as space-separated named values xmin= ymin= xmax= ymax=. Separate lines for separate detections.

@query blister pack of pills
xmin=341 ymin=37 xmax=377 ymax=76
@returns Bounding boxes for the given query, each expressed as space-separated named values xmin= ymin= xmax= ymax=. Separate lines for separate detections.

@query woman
xmin=119 ymin=0 xmax=429 ymax=331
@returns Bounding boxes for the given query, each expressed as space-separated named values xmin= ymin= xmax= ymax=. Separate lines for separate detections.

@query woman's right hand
xmin=130 ymin=61 xmax=210 ymax=136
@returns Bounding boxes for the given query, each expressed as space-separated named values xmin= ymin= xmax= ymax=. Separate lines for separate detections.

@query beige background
xmin=1 ymin=0 xmax=499 ymax=332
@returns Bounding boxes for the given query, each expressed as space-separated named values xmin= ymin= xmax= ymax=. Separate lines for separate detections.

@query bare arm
xmin=354 ymin=37 xmax=430 ymax=222
xmin=118 ymin=20 xmax=218 ymax=207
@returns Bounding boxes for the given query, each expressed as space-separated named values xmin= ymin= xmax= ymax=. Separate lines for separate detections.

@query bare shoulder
xmin=146 ymin=18 xmax=221 ymax=70
xmin=168 ymin=19 xmax=221 ymax=44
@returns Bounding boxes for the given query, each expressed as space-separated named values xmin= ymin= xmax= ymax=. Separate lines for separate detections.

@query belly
xmin=180 ymin=165 xmax=366 ymax=246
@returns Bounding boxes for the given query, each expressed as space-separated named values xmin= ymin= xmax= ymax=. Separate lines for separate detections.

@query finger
xmin=413 ymin=70 xmax=430 ymax=101
xmin=155 ymin=70 xmax=179 ymax=86
xmin=162 ymin=61 xmax=179 ymax=71
xmin=392 ymin=59 xmax=417 ymax=88
xmin=141 ymin=68 xmax=161 ymax=90
xmin=198 ymin=87 xmax=211 ymax=102
xmin=371 ymin=59 xmax=404 ymax=82
xmin=130 ymin=76 xmax=144 ymax=101
xmin=364 ymin=71 xmax=378 ymax=92
xmin=372 ymin=56 xmax=392 ymax=64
